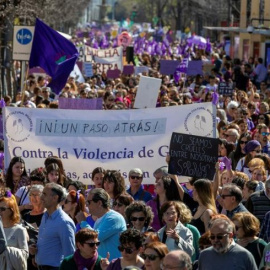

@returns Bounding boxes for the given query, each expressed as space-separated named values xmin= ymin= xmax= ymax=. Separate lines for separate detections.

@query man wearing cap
xmin=127 ymin=168 xmax=152 ymax=203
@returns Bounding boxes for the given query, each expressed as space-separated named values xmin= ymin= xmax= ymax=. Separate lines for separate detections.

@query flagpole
xmin=20 ymin=61 xmax=29 ymax=107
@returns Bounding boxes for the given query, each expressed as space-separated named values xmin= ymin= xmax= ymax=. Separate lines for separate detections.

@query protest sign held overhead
xmin=134 ymin=76 xmax=162 ymax=109
xmin=85 ymin=46 xmax=123 ymax=73
xmin=169 ymin=132 xmax=219 ymax=179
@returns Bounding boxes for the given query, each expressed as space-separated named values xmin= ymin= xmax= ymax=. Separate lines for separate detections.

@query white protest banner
xmin=85 ymin=46 xmax=123 ymax=74
xmin=134 ymin=76 xmax=161 ymax=109
xmin=3 ymin=103 xmax=216 ymax=184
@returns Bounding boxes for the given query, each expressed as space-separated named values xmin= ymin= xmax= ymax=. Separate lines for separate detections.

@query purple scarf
xmin=73 ymin=249 xmax=98 ymax=270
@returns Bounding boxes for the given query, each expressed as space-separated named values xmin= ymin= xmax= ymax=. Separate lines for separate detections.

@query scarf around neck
xmin=73 ymin=249 xmax=98 ymax=270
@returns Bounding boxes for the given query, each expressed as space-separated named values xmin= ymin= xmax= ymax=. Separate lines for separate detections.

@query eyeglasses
xmin=161 ymin=264 xmax=182 ymax=270
xmin=252 ymin=149 xmax=262 ymax=153
xmin=64 ymin=199 xmax=72 ymax=204
xmin=118 ymin=246 xmax=136 ymax=254
xmin=113 ymin=202 xmax=124 ymax=207
xmin=130 ymin=176 xmax=142 ymax=180
xmin=221 ymin=194 xmax=233 ymax=199
xmin=141 ymin=254 xmax=159 ymax=261
xmin=259 ymin=117 xmax=265 ymax=120
xmin=84 ymin=241 xmax=100 ymax=247
xmin=0 ymin=207 xmax=10 ymax=212
xmin=224 ymin=134 xmax=234 ymax=137
xmin=261 ymin=132 xmax=270 ymax=136
xmin=239 ymin=140 xmax=247 ymax=145
xmin=210 ymin=233 xmax=229 ymax=240
xmin=131 ymin=216 xmax=145 ymax=222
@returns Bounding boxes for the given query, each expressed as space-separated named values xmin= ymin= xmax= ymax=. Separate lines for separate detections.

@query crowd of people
xmin=1 ymin=40 xmax=270 ymax=270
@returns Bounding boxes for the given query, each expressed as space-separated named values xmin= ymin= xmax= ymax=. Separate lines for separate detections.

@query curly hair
xmin=102 ymin=170 xmax=126 ymax=198
xmin=125 ymin=201 xmax=154 ymax=227
xmin=119 ymin=228 xmax=144 ymax=249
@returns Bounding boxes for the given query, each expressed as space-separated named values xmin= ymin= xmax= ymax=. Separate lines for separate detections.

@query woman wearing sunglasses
xmin=60 ymin=228 xmax=104 ymax=270
xmin=125 ymin=201 xmax=155 ymax=233
xmin=107 ymin=228 xmax=145 ymax=270
xmin=113 ymin=193 xmax=134 ymax=222
xmin=232 ymin=212 xmax=267 ymax=268
xmin=142 ymin=242 xmax=168 ymax=270
xmin=0 ymin=189 xmax=28 ymax=267
xmin=229 ymin=132 xmax=251 ymax=170
xmin=63 ymin=190 xmax=88 ymax=228
xmin=235 ymin=140 xmax=262 ymax=176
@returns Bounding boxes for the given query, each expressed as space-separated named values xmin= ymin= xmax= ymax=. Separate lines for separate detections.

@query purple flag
xmin=29 ymin=18 xmax=78 ymax=93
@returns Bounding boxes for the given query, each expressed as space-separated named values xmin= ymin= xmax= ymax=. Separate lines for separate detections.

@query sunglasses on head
xmin=141 ymin=254 xmax=159 ymax=261
xmin=130 ymin=175 xmax=142 ymax=180
xmin=84 ymin=241 xmax=100 ymax=248
xmin=118 ymin=246 xmax=136 ymax=254
xmin=131 ymin=216 xmax=145 ymax=222
xmin=210 ymin=233 xmax=229 ymax=240
xmin=113 ymin=202 xmax=124 ymax=207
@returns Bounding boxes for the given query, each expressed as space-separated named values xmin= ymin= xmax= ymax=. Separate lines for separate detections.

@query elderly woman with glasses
xmin=125 ymin=201 xmax=155 ymax=233
xmin=106 ymin=228 xmax=145 ymax=270
xmin=142 ymin=242 xmax=169 ymax=270
xmin=60 ymin=228 xmax=106 ymax=270
xmin=232 ymin=212 xmax=267 ymax=268
xmin=22 ymin=184 xmax=45 ymax=228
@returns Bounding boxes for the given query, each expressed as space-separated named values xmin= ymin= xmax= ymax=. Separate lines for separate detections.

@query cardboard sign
xmin=218 ymin=82 xmax=234 ymax=96
xmin=123 ymin=65 xmax=134 ymax=75
xmin=160 ymin=60 xmax=181 ymax=75
xmin=58 ymin=97 xmax=103 ymax=110
xmin=134 ymin=76 xmax=161 ymax=109
xmin=107 ymin=69 xmax=121 ymax=79
xmin=168 ymin=132 xmax=219 ymax=179
xmin=187 ymin=60 xmax=203 ymax=75
xmin=84 ymin=62 xmax=93 ymax=77
xmin=134 ymin=66 xmax=149 ymax=75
